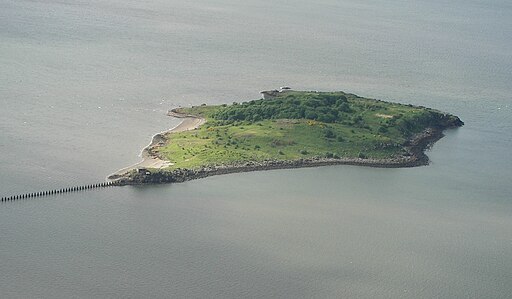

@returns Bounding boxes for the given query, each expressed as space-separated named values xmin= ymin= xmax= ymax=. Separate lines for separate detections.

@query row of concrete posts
xmin=1 ymin=181 xmax=120 ymax=202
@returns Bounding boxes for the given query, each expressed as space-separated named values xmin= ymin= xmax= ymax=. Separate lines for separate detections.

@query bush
xmin=212 ymin=92 xmax=354 ymax=123
xmin=324 ymin=129 xmax=336 ymax=139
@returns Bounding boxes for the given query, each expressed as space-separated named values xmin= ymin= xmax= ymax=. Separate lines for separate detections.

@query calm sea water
xmin=1 ymin=0 xmax=511 ymax=298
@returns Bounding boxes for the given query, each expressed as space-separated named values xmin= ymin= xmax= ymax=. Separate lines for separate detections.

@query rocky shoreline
xmin=111 ymin=119 xmax=461 ymax=186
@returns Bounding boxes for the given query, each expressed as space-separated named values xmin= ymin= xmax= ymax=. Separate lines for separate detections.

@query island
xmin=108 ymin=89 xmax=463 ymax=185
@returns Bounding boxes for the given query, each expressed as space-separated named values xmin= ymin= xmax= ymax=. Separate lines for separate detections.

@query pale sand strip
xmin=108 ymin=116 xmax=205 ymax=180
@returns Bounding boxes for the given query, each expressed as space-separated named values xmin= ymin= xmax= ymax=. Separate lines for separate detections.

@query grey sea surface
xmin=1 ymin=0 xmax=511 ymax=298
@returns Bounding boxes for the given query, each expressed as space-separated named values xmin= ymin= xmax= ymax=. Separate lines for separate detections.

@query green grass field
xmin=154 ymin=91 xmax=461 ymax=170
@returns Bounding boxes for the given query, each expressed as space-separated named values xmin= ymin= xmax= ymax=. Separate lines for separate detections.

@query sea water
xmin=1 ymin=0 xmax=511 ymax=297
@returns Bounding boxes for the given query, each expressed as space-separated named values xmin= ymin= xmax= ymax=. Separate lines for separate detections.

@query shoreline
xmin=107 ymin=112 xmax=205 ymax=180
xmin=109 ymin=110 xmax=457 ymax=185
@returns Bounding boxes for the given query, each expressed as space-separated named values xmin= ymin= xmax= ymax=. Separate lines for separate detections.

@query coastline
xmin=109 ymin=110 xmax=457 ymax=185
xmin=107 ymin=112 xmax=205 ymax=180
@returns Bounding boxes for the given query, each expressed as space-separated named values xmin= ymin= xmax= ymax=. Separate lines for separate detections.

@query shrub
xmin=324 ymin=129 xmax=336 ymax=139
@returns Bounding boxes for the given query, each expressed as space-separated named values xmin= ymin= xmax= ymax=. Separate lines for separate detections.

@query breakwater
xmin=1 ymin=181 xmax=121 ymax=202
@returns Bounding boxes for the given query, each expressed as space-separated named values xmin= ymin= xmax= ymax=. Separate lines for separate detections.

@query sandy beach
xmin=108 ymin=115 xmax=205 ymax=180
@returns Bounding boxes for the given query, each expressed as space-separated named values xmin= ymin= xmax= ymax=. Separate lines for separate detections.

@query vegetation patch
xmin=154 ymin=90 xmax=462 ymax=170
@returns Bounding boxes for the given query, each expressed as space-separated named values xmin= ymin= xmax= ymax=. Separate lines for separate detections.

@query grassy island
xmin=111 ymin=90 xmax=463 ymax=185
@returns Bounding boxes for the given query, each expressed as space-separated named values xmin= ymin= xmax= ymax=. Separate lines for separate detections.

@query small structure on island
xmin=260 ymin=89 xmax=279 ymax=99
xmin=260 ymin=86 xmax=292 ymax=99
xmin=137 ymin=168 xmax=151 ymax=175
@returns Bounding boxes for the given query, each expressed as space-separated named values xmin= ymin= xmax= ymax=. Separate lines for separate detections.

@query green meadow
xmin=155 ymin=91 xmax=460 ymax=170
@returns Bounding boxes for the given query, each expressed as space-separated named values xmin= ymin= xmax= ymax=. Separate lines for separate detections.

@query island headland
xmin=109 ymin=89 xmax=463 ymax=185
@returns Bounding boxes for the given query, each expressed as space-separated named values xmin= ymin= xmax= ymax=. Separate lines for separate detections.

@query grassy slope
xmin=155 ymin=91 xmax=457 ymax=170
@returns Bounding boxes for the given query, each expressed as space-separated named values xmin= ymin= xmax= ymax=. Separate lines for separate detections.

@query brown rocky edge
xmin=110 ymin=114 xmax=463 ymax=186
